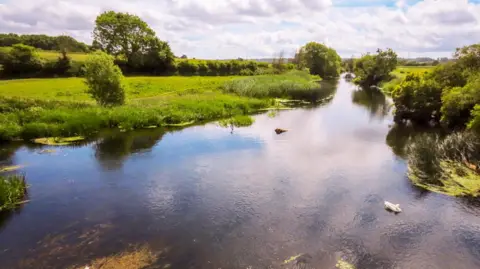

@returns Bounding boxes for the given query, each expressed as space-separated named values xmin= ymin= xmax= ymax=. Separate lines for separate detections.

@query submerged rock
xmin=275 ymin=128 xmax=288 ymax=134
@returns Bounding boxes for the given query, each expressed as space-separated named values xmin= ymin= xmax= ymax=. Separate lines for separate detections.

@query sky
xmin=0 ymin=0 xmax=479 ymax=59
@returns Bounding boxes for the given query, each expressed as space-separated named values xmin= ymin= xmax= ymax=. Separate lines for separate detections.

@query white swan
xmin=384 ymin=201 xmax=402 ymax=213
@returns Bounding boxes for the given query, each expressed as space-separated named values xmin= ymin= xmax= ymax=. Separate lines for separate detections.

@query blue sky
xmin=0 ymin=0 xmax=479 ymax=58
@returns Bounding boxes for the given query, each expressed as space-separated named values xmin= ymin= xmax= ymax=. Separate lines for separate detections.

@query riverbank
xmin=407 ymin=132 xmax=480 ymax=197
xmin=0 ymin=71 xmax=329 ymax=142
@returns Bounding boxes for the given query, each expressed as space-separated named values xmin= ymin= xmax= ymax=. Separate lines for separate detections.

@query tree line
xmin=0 ymin=10 xmax=343 ymax=80
xmin=0 ymin=33 xmax=90 ymax=52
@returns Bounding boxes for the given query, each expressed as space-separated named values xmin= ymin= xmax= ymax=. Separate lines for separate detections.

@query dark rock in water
xmin=275 ymin=128 xmax=288 ymax=134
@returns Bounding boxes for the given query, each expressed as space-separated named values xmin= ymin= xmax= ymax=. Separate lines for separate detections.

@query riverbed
xmin=0 ymin=76 xmax=479 ymax=269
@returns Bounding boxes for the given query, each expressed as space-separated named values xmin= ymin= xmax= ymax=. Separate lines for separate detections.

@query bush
xmin=84 ymin=51 xmax=127 ymax=106
xmin=1 ymin=44 xmax=43 ymax=77
xmin=392 ymin=74 xmax=443 ymax=124
xmin=177 ymin=60 xmax=199 ymax=75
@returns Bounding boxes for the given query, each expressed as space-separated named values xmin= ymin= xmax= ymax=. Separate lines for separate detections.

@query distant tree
xmin=272 ymin=50 xmax=286 ymax=73
xmin=298 ymin=42 xmax=342 ymax=78
xmin=181 ymin=54 xmax=188 ymax=59
xmin=342 ymin=57 xmax=355 ymax=73
xmin=84 ymin=51 xmax=126 ymax=106
xmin=1 ymin=44 xmax=43 ymax=76
xmin=353 ymin=48 xmax=397 ymax=86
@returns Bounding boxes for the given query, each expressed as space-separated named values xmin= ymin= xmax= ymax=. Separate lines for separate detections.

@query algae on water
xmin=409 ymin=161 xmax=480 ymax=197
xmin=33 ymin=136 xmax=85 ymax=146
xmin=336 ymin=259 xmax=356 ymax=269
xmin=0 ymin=165 xmax=23 ymax=172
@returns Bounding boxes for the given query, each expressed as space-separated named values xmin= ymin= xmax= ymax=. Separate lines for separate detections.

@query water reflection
xmin=351 ymin=87 xmax=389 ymax=119
xmin=385 ymin=123 xmax=446 ymax=159
xmin=94 ymin=129 xmax=166 ymax=170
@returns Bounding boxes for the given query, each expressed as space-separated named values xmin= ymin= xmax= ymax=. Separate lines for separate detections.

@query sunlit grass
xmin=0 ymin=174 xmax=27 ymax=211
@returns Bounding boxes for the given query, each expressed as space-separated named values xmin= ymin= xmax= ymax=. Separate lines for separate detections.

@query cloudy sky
xmin=0 ymin=0 xmax=479 ymax=59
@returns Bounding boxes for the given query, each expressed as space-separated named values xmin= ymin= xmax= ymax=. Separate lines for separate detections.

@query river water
xmin=0 ymin=77 xmax=479 ymax=269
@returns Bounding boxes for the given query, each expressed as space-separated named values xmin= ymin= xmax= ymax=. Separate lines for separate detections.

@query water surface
xmin=0 ymin=77 xmax=479 ymax=269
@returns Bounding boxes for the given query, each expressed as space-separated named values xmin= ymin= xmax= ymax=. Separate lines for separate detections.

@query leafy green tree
xmin=441 ymin=73 xmax=480 ymax=127
xmin=93 ymin=11 xmax=174 ymax=73
xmin=298 ymin=42 xmax=341 ymax=78
xmin=1 ymin=44 xmax=43 ymax=76
xmin=0 ymin=33 xmax=89 ymax=52
xmin=84 ymin=51 xmax=126 ymax=106
xmin=392 ymin=73 xmax=442 ymax=124
xmin=353 ymin=48 xmax=397 ymax=86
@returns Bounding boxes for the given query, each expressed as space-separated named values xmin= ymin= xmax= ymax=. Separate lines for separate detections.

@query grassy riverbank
xmin=407 ymin=132 xmax=480 ymax=197
xmin=0 ymin=71 xmax=325 ymax=142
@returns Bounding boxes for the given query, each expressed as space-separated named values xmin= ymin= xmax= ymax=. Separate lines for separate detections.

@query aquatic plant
xmin=222 ymin=70 xmax=323 ymax=100
xmin=75 ymin=245 xmax=160 ymax=269
xmin=0 ymin=174 xmax=27 ymax=211
xmin=407 ymin=132 xmax=480 ymax=196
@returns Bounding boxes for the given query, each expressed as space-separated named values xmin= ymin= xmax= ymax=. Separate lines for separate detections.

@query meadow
xmin=0 ymin=71 xmax=325 ymax=142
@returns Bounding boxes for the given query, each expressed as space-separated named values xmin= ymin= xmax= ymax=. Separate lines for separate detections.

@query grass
xmin=0 ymin=47 xmax=89 ymax=62
xmin=381 ymin=66 xmax=435 ymax=94
xmin=0 ymin=71 xmax=325 ymax=142
xmin=0 ymin=76 xmax=236 ymax=101
xmin=222 ymin=70 xmax=324 ymax=100
xmin=407 ymin=132 xmax=480 ymax=197
xmin=0 ymin=174 xmax=27 ymax=211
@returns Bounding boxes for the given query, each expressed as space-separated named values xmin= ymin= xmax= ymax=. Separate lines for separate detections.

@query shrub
xmin=1 ymin=44 xmax=43 ymax=77
xmin=84 ymin=51 xmax=127 ymax=106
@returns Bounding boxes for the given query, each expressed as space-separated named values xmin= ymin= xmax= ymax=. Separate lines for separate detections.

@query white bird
xmin=384 ymin=201 xmax=402 ymax=213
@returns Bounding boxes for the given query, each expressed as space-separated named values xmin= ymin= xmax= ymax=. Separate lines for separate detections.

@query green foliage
xmin=468 ymin=105 xmax=480 ymax=133
xmin=84 ymin=51 xmax=126 ymax=106
xmin=297 ymin=42 xmax=342 ymax=78
xmin=222 ymin=70 xmax=323 ymax=100
xmin=353 ymin=48 xmax=398 ymax=86
xmin=0 ymin=33 xmax=89 ymax=52
xmin=391 ymin=43 xmax=480 ymax=128
xmin=0 ymin=174 xmax=27 ymax=211
xmin=441 ymin=73 xmax=480 ymax=127
xmin=392 ymin=73 xmax=443 ymax=124
xmin=1 ymin=44 xmax=43 ymax=76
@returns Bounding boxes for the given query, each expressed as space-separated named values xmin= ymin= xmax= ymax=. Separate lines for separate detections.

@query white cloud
xmin=0 ymin=0 xmax=479 ymax=58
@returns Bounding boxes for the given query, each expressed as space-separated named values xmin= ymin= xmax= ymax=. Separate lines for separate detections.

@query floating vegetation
xmin=336 ymin=259 xmax=356 ymax=269
xmin=164 ymin=120 xmax=196 ymax=127
xmin=0 ymin=174 xmax=27 ymax=211
xmin=0 ymin=165 xmax=23 ymax=172
xmin=218 ymin=115 xmax=255 ymax=132
xmin=76 ymin=245 xmax=160 ymax=269
xmin=283 ymin=254 xmax=303 ymax=264
xmin=267 ymin=110 xmax=278 ymax=118
xmin=33 ymin=136 xmax=85 ymax=146
xmin=38 ymin=149 xmax=57 ymax=154
xmin=407 ymin=132 xmax=480 ymax=197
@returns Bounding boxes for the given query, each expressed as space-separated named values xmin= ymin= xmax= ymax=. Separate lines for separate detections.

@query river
xmin=0 ymin=76 xmax=479 ymax=269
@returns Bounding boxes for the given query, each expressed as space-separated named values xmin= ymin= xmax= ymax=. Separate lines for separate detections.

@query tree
xmin=1 ymin=44 xmax=43 ymax=76
xmin=93 ymin=11 xmax=174 ymax=73
xmin=93 ymin=11 xmax=155 ymax=62
xmin=297 ymin=42 xmax=341 ymax=78
xmin=84 ymin=51 xmax=126 ymax=106
xmin=353 ymin=48 xmax=397 ymax=86
xmin=181 ymin=55 xmax=188 ymax=59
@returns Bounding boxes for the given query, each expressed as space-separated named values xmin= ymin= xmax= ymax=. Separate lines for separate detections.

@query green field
xmin=381 ymin=65 xmax=435 ymax=94
xmin=0 ymin=47 xmax=89 ymax=62
xmin=0 ymin=71 xmax=327 ymax=142
xmin=0 ymin=76 xmax=236 ymax=101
